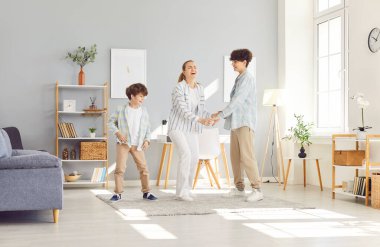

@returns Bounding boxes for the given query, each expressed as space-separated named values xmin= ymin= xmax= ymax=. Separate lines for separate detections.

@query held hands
xmin=211 ymin=111 xmax=221 ymax=119
xmin=198 ymin=117 xmax=213 ymax=126
xmin=142 ymin=141 xmax=150 ymax=151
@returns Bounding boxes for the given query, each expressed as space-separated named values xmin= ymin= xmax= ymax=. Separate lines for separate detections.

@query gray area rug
xmin=96 ymin=187 xmax=313 ymax=216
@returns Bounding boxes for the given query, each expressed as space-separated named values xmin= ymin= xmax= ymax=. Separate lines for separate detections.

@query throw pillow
xmin=0 ymin=129 xmax=12 ymax=158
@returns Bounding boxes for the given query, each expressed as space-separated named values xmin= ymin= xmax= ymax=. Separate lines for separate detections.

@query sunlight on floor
xmin=214 ymin=208 xmax=355 ymax=220
xmin=130 ymin=224 xmax=177 ymax=239
xmin=89 ymin=189 xmax=112 ymax=195
xmin=244 ymin=221 xmax=380 ymax=238
xmin=115 ymin=209 xmax=150 ymax=221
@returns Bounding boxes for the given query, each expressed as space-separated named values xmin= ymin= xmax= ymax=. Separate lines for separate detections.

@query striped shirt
xmin=220 ymin=70 xmax=257 ymax=131
xmin=168 ymin=81 xmax=210 ymax=133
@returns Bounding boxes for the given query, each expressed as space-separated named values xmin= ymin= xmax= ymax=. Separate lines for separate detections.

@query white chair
xmin=193 ymin=128 xmax=224 ymax=189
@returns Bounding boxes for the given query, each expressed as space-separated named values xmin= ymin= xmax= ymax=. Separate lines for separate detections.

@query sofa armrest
xmin=0 ymin=154 xmax=62 ymax=170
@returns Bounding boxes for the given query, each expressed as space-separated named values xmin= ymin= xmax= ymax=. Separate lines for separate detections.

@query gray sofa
xmin=0 ymin=127 xmax=63 ymax=223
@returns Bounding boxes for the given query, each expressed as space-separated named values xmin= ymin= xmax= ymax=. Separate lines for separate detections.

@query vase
xmin=90 ymin=132 xmax=96 ymax=138
xmin=78 ymin=67 xmax=85 ymax=85
xmin=298 ymin=146 xmax=307 ymax=158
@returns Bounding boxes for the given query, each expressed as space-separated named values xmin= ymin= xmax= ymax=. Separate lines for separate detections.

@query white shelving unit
xmin=55 ymin=82 xmax=109 ymax=188
xmin=332 ymin=134 xmax=380 ymax=206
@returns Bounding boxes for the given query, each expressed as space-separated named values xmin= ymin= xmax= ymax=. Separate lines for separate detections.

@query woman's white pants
xmin=169 ymin=130 xmax=199 ymax=198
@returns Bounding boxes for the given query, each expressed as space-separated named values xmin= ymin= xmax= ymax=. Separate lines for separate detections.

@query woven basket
xmin=80 ymin=142 xmax=107 ymax=160
xmin=372 ymin=173 xmax=380 ymax=209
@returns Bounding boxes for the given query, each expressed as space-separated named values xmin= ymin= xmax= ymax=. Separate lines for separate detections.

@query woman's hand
xmin=116 ymin=132 xmax=127 ymax=143
xmin=142 ymin=141 xmax=150 ymax=151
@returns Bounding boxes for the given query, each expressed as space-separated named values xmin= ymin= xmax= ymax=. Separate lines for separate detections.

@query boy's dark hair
xmin=230 ymin=49 xmax=253 ymax=67
xmin=125 ymin=83 xmax=148 ymax=100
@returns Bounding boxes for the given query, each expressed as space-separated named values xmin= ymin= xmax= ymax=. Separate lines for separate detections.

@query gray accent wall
xmin=0 ymin=0 xmax=278 ymax=179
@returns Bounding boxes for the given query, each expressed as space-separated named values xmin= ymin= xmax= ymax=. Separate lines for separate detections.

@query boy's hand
xmin=142 ymin=141 xmax=150 ymax=151
xmin=116 ymin=132 xmax=127 ymax=143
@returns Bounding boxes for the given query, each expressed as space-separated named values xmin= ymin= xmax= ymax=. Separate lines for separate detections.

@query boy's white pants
xmin=169 ymin=130 xmax=199 ymax=198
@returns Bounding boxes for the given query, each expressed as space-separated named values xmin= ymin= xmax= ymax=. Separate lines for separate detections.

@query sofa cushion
xmin=0 ymin=153 xmax=62 ymax=170
xmin=12 ymin=149 xmax=47 ymax=156
xmin=0 ymin=129 xmax=12 ymax=159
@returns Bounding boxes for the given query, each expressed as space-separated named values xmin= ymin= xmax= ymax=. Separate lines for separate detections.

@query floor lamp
xmin=260 ymin=89 xmax=286 ymax=184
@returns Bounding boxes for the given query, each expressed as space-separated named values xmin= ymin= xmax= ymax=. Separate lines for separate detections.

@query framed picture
xmin=63 ymin=100 xmax=76 ymax=112
xmin=111 ymin=49 xmax=147 ymax=98
xmin=223 ymin=56 xmax=256 ymax=102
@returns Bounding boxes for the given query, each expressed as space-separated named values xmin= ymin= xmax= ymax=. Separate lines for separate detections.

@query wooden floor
xmin=1 ymin=182 xmax=380 ymax=247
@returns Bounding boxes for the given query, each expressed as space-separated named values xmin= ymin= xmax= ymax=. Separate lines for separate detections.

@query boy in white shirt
xmin=108 ymin=83 xmax=157 ymax=201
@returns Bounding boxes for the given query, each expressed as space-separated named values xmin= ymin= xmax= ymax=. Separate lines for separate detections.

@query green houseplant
xmin=66 ymin=44 xmax=97 ymax=85
xmin=284 ymin=114 xmax=313 ymax=158
xmin=89 ymin=128 xmax=96 ymax=138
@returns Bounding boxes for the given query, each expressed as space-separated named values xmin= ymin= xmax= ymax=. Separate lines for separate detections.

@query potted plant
xmin=283 ymin=114 xmax=313 ymax=158
xmin=89 ymin=128 xmax=96 ymax=138
xmin=351 ymin=93 xmax=371 ymax=139
xmin=66 ymin=44 xmax=97 ymax=85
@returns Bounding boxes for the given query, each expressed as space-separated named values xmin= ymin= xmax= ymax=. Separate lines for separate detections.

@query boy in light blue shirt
xmin=108 ymin=83 xmax=157 ymax=201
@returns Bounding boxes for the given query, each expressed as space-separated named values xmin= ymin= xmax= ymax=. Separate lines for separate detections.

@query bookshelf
xmin=55 ymin=82 xmax=109 ymax=188
xmin=332 ymin=134 xmax=380 ymax=206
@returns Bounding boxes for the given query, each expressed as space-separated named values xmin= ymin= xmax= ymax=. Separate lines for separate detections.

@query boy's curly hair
xmin=125 ymin=83 xmax=148 ymax=100
xmin=230 ymin=49 xmax=253 ymax=67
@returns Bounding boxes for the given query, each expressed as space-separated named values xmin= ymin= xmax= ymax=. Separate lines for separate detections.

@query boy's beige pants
xmin=230 ymin=126 xmax=261 ymax=190
xmin=114 ymin=144 xmax=150 ymax=194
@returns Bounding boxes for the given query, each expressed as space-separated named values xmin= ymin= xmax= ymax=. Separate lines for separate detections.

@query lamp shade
xmin=263 ymin=89 xmax=286 ymax=106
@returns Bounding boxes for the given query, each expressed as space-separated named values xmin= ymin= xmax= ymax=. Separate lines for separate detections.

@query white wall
xmin=347 ymin=0 xmax=380 ymax=133
xmin=278 ymin=0 xmax=314 ymax=184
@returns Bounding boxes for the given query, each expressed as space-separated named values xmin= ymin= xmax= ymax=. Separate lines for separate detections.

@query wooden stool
xmin=283 ymin=158 xmax=323 ymax=191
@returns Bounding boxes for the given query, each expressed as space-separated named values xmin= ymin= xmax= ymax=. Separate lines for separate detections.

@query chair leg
xmin=220 ymin=143 xmax=231 ymax=186
xmin=53 ymin=209 xmax=59 ymax=223
xmin=205 ymin=162 xmax=214 ymax=187
xmin=206 ymin=160 xmax=221 ymax=189
xmin=193 ymin=160 xmax=202 ymax=189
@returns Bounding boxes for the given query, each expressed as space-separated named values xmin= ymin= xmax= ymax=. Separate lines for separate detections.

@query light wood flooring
xmin=1 ymin=182 xmax=380 ymax=247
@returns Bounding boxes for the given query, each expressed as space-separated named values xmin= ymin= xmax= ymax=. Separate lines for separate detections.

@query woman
xmin=168 ymin=60 xmax=214 ymax=201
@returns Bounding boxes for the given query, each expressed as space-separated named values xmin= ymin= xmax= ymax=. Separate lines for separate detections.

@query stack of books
xmin=91 ymin=167 xmax=107 ymax=183
xmin=353 ymin=176 xmax=371 ymax=196
xmin=58 ymin=122 xmax=78 ymax=138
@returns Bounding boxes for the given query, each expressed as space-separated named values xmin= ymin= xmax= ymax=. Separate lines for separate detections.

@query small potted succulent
xmin=283 ymin=114 xmax=313 ymax=158
xmin=89 ymin=128 xmax=96 ymax=138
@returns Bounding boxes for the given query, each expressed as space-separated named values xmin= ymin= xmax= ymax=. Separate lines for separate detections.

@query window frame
xmin=314 ymin=0 xmax=344 ymax=18
xmin=313 ymin=5 xmax=347 ymax=135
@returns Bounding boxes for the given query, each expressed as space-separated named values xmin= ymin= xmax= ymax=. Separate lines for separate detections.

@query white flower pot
xmin=90 ymin=132 xmax=96 ymax=138
xmin=356 ymin=130 xmax=366 ymax=140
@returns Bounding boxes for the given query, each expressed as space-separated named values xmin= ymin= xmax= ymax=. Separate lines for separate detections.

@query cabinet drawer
xmin=334 ymin=150 xmax=365 ymax=166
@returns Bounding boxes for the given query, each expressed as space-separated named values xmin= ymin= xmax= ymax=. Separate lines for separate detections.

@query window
xmin=314 ymin=1 xmax=346 ymax=133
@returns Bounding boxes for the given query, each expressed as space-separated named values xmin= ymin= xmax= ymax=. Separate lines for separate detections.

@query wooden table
xmin=283 ymin=157 xmax=323 ymax=191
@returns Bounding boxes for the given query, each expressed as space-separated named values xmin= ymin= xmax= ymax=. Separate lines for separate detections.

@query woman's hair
xmin=230 ymin=49 xmax=253 ymax=67
xmin=178 ymin=60 xmax=194 ymax=82
xmin=125 ymin=83 xmax=148 ymax=100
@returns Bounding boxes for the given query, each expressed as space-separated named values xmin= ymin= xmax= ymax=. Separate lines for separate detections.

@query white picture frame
xmin=63 ymin=100 xmax=76 ymax=112
xmin=223 ymin=56 xmax=256 ymax=102
xmin=111 ymin=49 xmax=147 ymax=98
